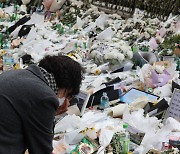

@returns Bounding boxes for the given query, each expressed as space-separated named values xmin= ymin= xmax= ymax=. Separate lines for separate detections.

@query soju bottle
xmin=100 ymin=92 xmax=109 ymax=109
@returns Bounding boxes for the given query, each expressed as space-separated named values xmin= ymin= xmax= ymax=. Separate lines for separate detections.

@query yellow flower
xmin=0 ymin=50 xmax=6 ymax=56
xmin=89 ymin=127 xmax=95 ymax=131
xmin=94 ymin=69 xmax=101 ymax=75
xmin=80 ymin=128 xmax=88 ymax=134
xmin=14 ymin=63 xmax=20 ymax=70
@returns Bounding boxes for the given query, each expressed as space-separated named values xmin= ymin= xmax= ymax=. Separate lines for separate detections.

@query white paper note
xmin=166 ymin=88 xmax=180 ymax=122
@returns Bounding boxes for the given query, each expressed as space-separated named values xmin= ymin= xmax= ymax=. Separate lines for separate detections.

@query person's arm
xmin=23 ymin=97 xmax=58 ymax=154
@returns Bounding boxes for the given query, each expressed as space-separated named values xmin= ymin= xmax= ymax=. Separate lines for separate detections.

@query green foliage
xmin=56 ymin=24 xmax=64 ymax=35
xmin=162 ymin=34 xmax=180 ymax=50
xmin=162 ymin=148 xmax=179 ymax=154
xmin=110 ymin=132 xmax=123 ymax=153
xmin=158 ymin=34 xmax=180 ymax=55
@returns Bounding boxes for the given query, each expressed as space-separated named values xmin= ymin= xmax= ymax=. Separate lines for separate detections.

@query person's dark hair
xmin=39 ymin=55 xmax=84 ymax=97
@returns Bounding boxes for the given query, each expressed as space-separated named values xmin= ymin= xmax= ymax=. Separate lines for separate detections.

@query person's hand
xmin=56 ymin=99 xmax=70 ymax=115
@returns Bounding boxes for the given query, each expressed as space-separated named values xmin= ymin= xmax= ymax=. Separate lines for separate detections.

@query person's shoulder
xmin=40 ymin=96 xmax=59 ymax=108
xmin=26 ymin=64 xmax=40 ymax=72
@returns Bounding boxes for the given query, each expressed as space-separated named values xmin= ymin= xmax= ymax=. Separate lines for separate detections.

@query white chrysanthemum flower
xmin=120 ymin=45 xmax=128 ymax=53
xmin=132 ymin=29 xmax=139 ymax=33
xmin=144 ymin=31 xmax=150 ymax=39
xmin=119 ymin=40 xmax=126 ymax=46
xmin=112 ymin=38 xmax=119 ymax=42
xmin=90 ymin=50 xmax=97 ymax=58
xmin=104 ymin=52 xmax=110 ymax=60
xmin=141 ymin=64 xmax=153 ymax=78
xmin=111 ymin=49 xmax=119 ymax=54
xmin=107 ymin=18 xmax=113 ymax=25
xmin=154 ymin=65 xmax=165 ymax=74
xmin=109 ymin=49 xmax=119 ymax=59
xmin=91 ymin=43 xmax=98 ymax=50
xmin=86 ymin=64 xmax=97 ymax=73
xmin=144 ymin=27 xmax=155 ymax=35
xmin=69 ymin=7 xmax=75 ymax=13
xmin=116 ymin=31 xmax=123 ymax=38
xmin=110 ymin=42 xmax=119 ymax=48
xmin=117 ymin=53 xmax=125 ymax=61
xmin=86 ymin=8 xmax=93 ymax=14
xmin=126 ymin=50 xmax=133 ymax=59
xmin=107 ymin=52 xmax=115 ymax=59
xmin=149 ymin=18 xmax=160 ymax=25
xmin=118 ymin=30 xmax=123 ymax=34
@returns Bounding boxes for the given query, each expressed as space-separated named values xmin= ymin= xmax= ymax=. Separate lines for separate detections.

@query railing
xmin=91 ymin=0 xmax=180 ymax=20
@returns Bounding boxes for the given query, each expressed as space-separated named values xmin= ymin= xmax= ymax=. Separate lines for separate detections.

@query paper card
xmin=153 ymin=61 xmax=171 ymax=68
xmin=126 ymin=123 xmax=145 ymax=145
xmin=148 ymin=37 xmax=158 ymax=50
xmin=148 ymin=109 xmax=158 ymax=117
xmin=120 ymin=88 xmax=159 ymax=104
xmin=165 ymin=88 xmax=180 ymax=122
xmin=97 ymin=27 xmax=115 ymax=41
xmin=72 ymin=90 xmax=90 ymax=116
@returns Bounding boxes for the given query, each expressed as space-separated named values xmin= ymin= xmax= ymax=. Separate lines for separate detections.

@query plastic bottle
xmin=100 ymin=92 xmax=109 ymax=109
xmin=3 ymin=52 xmax=14 ymax=71
xmin=120 ymin=124 xmax=130 ymax=154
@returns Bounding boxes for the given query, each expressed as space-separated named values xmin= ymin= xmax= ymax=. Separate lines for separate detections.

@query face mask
xmin=58 ymin=97 xmax=65 ymax=106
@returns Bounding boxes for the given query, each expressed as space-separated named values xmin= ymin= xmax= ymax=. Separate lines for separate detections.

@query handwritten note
xmin=166 ymin=88 xmax=180 ymax=122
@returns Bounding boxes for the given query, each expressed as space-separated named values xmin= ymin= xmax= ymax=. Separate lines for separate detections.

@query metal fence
xmin=91 ymin=0 xmax=180 ymax=20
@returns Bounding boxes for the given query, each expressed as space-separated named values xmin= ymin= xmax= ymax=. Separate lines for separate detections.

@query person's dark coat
xmin=0 ymin=64 xmax=59 ymax=154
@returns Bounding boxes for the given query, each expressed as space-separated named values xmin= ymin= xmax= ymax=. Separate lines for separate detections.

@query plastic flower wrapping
xmin=0 ymin=0 xmax=180 ymax=153
xmin=0 ymin=0 xmax=179 ymax=73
